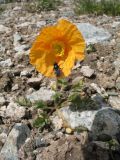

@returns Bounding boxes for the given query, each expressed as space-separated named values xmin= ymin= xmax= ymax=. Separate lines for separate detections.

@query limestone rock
xmin=76 ymin=23 xmax=111 ymax=44
xmin=6 ymin=102 xmax=26 ymax=119
xmin=81 ymin=66 xmax=95 ymax=78
xmin=26 ymin=87 xmax=55 ymax=103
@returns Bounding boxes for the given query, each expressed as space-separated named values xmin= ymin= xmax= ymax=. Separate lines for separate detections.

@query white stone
xmin=109 ymin=96 xmax=120 ymax=110
xmin=90 ymin=83 xmax=108 ymax=97
xmin=81 ymin=66 xmax=94 ymax=77
xmin=76 ymin=23 xmax=111 ymax=44
xmin=6 ymin=102 xmax=26 ymax=119
xmin=26 ymin=87 xmax=55 ymax=102
xmin=60 ymin=106 xmax=97 ymax=130
xmin=0 ymin=59 xmax=13 ymax=67
xmin=0 ymin=25 xmax=10 ymax=33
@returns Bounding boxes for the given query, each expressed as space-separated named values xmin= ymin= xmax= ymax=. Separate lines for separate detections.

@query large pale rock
xmin=0 ymin=123 xmax=30 ymax=160
xmin=26 ymin=87 xmax=55 ymax=102
xmin=6 ymin=102 xmax=26 ymax=119
xmin=76 ymin=23 xmax=111 ymax=44
xmin=57 ymin=107 xmax=120 ymax=137
xmin=59 ymin=106 xmax=97 ymax=130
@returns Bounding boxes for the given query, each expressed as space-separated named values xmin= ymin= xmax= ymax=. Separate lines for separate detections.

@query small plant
xmin=75 ymin=126 xmax=88 ymax=133
xmin=33 ymin=113 xmax=51 ymax=131
xmin=86 ymin=44 xmax=96 ymax=54
xmin=72 ymin=80 xmax=84 ymax=93
xmin=57 ymin=78 xmax=69 ymax=90
xmin=35 ymin=100 xmax=47 ymax=109
xmin=37 ymin=0 xmax=61 ymax=11
xmin=16 ymin=97 xmax=32 ymax=107
xmin=52 ymin=92 xmax=63 ymax=105
xmin=73 ymin=0 xmax=120 ymax=16
xmin=0 ymin=5 xmax=5 ymax=14
xmin=69 ymin=93 xmax=99 ymax=111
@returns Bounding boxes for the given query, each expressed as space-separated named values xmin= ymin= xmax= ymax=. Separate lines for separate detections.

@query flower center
xmin=52 ymin=42 xmax=64 ymax=56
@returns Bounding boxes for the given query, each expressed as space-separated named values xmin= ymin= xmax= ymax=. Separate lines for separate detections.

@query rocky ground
xmin=0 ymin=1 xmax=120 ymax=160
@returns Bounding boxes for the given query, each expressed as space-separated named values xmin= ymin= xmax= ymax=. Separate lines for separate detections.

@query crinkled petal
xmin=30 ymin=49 xmax=55 ymax=77
xmin=57 ymin=19 xmax=85 ymax=61
xmin=60 ymin=51 xmax=75 ymax=77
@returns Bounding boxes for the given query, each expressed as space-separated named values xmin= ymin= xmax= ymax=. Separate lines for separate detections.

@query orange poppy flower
xmin=30 ymin=19 xmax=85 ymax=78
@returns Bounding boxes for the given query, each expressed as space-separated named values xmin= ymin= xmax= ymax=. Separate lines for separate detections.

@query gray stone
xmin=0 ymin=59 xmax=13 ymax=67
xmin=26 ymin=87 xmax=55 ymax=103
xmin=80 ymin=66 xmax=95 ymax=77
xmin=6 ymin=102 xmax=26 ymax=119
xmin=91 ymin=108 xmax=120 ymax=137
xmin=27 ymin=77 xmax=42 ymax=87
xmin=91 ymin=94 xmax=110 ymax=108
xmin=109 ymin=96 xmax=120 ymax=110
xmin=0 ymin=123 xmax=30 ymax=160
xmin=76 ymin=23 xmax=111 ymax=44
xmin=56 ymin=107 xmax=120 ymax=137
